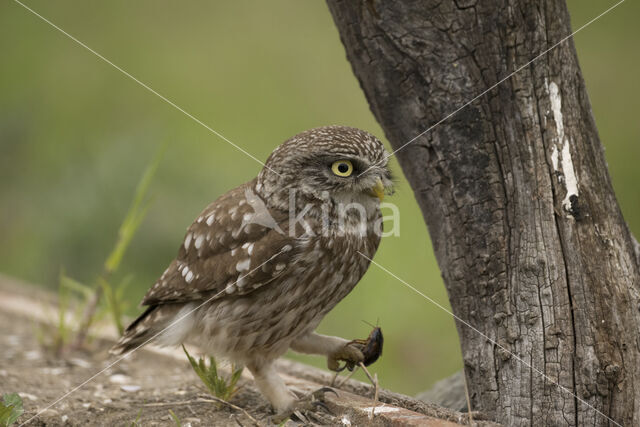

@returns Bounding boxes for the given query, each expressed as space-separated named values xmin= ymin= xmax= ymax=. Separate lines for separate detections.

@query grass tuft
xmin=182 ymin=345 xmax=243 ymax=404
xmin=39 ymin=146 xmax=166 ymax=353
xmin=128 ymin=408 xmax=143 ymax=427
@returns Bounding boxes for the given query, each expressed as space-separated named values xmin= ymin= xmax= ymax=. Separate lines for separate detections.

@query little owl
xmin=111 ymin=125 xmax=393 ymax=419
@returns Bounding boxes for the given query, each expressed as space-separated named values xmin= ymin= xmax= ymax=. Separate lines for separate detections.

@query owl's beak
xmin=370 ymin=177 xmax=385 ymax=201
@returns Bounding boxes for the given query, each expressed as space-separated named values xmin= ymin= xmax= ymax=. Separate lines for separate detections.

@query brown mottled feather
xmin=142 ymin=180 xmax=298 ymax=305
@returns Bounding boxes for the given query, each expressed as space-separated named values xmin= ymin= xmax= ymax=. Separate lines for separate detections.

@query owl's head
xmin=256 ymin=126 xmax=393 ymax=213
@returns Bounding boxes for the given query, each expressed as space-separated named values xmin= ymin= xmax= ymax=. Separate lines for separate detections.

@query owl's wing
xmin=141 ymin=181 xmax=299 ymax=306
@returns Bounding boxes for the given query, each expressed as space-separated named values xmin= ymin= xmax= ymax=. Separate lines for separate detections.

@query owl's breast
xmin=193 ymin=216 xmax=382 ymax=359
xmin=291 ymin=215 xmax=381 ymax=312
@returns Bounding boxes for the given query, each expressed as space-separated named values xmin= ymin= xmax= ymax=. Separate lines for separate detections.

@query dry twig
xmin=141 ymin=396 xmax=260 ymax=426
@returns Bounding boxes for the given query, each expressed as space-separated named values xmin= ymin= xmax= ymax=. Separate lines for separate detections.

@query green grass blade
xmin=104 ymin=144 xmax=166 ymax=275
xmin=56 ymin=270 xmax=71 ymax=348
xmin=209 ymin=356 xmax=218 ymax=377
xmin=168 ymin=409 xmax=181 ymax=427
xmin=59 ymin=273 xmax=93 ymax=299
xmin=98 ymin=277 xmax=124 ymax=334
xmin=183 ymin=345 xmax=213 ymax=393
xmin=230 ymin=366 xmax=244 ymax=389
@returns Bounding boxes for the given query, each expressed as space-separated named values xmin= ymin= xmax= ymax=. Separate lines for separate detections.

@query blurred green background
xmin=0 ymin=1 xmax=637 ymax=396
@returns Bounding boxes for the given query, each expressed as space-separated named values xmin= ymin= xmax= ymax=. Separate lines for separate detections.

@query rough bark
xmin=326 ymin=1 xmax=640 ymax=425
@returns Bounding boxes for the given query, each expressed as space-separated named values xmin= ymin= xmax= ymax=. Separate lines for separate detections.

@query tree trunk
xmin=326 ymin=1 xmax=640 ymax=425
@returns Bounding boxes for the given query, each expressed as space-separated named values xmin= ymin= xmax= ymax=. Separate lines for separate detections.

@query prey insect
xmin=330 ymin=324 xmax=383 ymax=409
xmin=357 ymin=325 xmax=383 ymax=367
xmin=340 ymin=325 xmax=383 ymax=372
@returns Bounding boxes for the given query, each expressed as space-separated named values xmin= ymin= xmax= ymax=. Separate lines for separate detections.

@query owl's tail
xmin=109 ymin=303 xmax=197 ymax=355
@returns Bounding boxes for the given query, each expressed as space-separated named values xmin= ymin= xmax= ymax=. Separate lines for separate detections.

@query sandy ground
xmin=0 ymin=276 xmax=489 ymax=426
xmin=0 ymin=308 xmax=278 ymax=426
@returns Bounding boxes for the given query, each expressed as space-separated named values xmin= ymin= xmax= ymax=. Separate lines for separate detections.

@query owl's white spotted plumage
xmin=111 ymin=126 xmax=393 ymax=415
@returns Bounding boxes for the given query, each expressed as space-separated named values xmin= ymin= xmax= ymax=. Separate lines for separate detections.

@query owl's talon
xmin=328 ymin=343 xmax=365 ymax=372
xmin=334 ymin=362 xmax=348 ymax=372
xmin=269 ymin=387 xmax=337 ymax=424
xmin=313 ymin=386 xmax=338 ymax=398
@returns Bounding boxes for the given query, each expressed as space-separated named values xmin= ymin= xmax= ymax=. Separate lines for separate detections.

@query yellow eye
xmin=331 ymin=160 xmax=353 ymax=177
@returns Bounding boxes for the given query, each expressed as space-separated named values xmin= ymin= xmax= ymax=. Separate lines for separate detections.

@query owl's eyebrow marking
xmin=318 ymin=153 xmax=367 ymax=167
xmin=11 ymin=0 xmax=282 ymax=178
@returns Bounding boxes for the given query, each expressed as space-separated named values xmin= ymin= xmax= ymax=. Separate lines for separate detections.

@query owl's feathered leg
xmin=290 ymin=332 xmax=364 ymax=371
xmin=247 ymin=360 xmax=296 ymax=412
xmin=248 ymin=359 xmax=336 ymax=423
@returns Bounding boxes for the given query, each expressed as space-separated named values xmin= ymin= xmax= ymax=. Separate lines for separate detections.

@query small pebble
xmin=19 ymin=392 xmax=38 ymax=401
xmin=69 ymin=358 xmax=92 ymax=368
xmin=25 ymin=350 xmax=40 ymax=360
xmin=42 ymin=367 xmax=65 ymax=375
xmin=40 ymin=409 xmax=59 ymax=417
xmin=120 ymin=385 xmax=141 ymax=392
xmin=109 ymin=374 xmax=131 ymax=384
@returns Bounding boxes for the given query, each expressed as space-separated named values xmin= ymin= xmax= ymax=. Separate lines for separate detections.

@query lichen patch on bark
xmin=548 ymin=81 xmax=579 ymax=214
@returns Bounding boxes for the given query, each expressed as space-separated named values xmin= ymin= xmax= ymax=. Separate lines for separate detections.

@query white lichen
xmin=548 ymin=81 xmax=579 ymax=213
xmin=561 ymin=141 xmax=579 ymax=211
xmin=549 ymin=82 xmax=565 ymax=145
